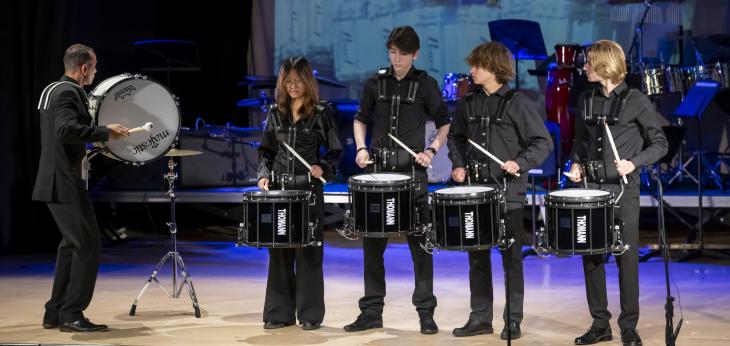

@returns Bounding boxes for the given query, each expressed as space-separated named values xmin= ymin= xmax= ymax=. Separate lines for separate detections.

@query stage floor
xmin=1 ymin=232 xmax=729 ymax=346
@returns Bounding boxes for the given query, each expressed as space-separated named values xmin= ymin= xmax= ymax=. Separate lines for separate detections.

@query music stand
xmin=672 ymin=80 xmax=730 ymax=260
xmin=488 ymin=20 xmax=548 ymax=90
xmin=134 ymin=39 xmax=201 ymax=88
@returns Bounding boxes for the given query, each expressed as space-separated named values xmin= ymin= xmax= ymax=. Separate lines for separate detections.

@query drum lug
xmin=335 ymin=210 xmax=358 ymax=240
xmin=307 ymin=220 xmax=321 ymax=246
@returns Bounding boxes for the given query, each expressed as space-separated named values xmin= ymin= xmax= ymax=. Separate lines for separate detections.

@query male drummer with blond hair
xmin=567 ymin=39 xmax=667 ymax=346
xmin=33 ymin=43 xmax=128 ymax=332
xmin=447 ymin=41 xmax=552 ymax=340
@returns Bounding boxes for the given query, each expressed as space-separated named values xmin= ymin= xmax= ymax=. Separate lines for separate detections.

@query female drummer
xmin=256 ymin=57 xmax=342 ymax=330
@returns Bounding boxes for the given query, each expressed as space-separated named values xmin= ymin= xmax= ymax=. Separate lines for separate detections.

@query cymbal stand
xmin=129 ymin=157 xmax=201 ymax=318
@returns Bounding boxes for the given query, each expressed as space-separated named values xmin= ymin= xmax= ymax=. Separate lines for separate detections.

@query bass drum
xmin=88 ymin=74 xmax=180 ymax=165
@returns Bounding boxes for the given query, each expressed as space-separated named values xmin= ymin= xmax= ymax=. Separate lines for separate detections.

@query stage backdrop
xmin=273 ymin=0 xmax=689 ymax=99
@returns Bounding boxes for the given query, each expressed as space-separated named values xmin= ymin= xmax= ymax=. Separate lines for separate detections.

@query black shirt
xmin=354 ymin=66 xmax=450 ymax=151
xmin=448 ymin=85 xmax=553 ymax=206
xmin=257 ymin=103 xmax=343 ymax=181
xmin=570 ymin=81 xmax=668 ymax=186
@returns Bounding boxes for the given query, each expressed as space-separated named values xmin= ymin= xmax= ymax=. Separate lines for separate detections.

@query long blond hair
xmin=275 ymin=57 xmax=319 ymax=118
xmin=586 ymin=40 xmax=627 ymax=84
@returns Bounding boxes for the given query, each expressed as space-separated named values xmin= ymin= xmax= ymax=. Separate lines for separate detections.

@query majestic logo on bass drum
xmin=130 ymin=130 xmax=171 ymax=156
xmin=114 ymin=85 xmax=136 ymax=101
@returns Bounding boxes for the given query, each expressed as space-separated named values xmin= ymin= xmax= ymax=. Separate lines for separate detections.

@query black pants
xmin=582 ymin=184 xmax=640 ymax=331
xmin=44 ymin=193 xmax=101 ymax=323
xmin=467 ymin=207 xmax=524 ymax=324
xmin=358 ymin=168 xmax=437 ymax=316
xmin=263 ymin=177 xmax=325 ymax=324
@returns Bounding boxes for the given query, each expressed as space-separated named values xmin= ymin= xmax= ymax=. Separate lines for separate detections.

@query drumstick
xmin=467 ymin=139 xmax=520 ymax=177
xmin=282 ymin=142 xmax=327 ymax=184
xmin=604 ymin=123 xmax=629 ymax=184
xmin=129 ymin=122 xmax=154 ymax=134
xmin=387 ymin=133 xmax=433 ymax=169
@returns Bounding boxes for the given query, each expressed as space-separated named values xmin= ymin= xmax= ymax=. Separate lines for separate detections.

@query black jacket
xmin=32 ymin=76 xmax=109 ymax=204
xmin=257 ymin=102 xmax=343 ymax=181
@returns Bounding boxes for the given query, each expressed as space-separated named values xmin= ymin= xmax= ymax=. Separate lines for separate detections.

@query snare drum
xmin=347 ymin=173 xmax=416 ymax=237
xmin=430 ymin=186 xmax=500 ymax=251
xmin=536 ymin=189 xmax=624 ymax=255
xmin=238 ymin=190 xmax=319 ymax=248
xmin=88 ymin=74 xmax=180 ymax=165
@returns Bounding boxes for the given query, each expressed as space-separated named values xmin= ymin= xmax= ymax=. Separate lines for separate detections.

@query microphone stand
xmin=650 ymin=169 xmax=682 ymax=345
xmin=627 ymin=0 xmax=652 ymax=71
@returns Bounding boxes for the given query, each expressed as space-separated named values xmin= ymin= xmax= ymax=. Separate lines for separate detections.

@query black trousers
xmin=582 ymin=184 xmax=640 ymax=331
xmin=467 ymin=207 xmax=524 ymax=324
xmin=263 ymin=177 xmax=325 ymax=324
xmin=44 ymin=193 xmax=101 ymax=323
xmin=358 ymin=168 xmax=437 ymax=316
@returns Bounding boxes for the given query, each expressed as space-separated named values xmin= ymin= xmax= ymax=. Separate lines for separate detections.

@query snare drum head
xmin=89 ymin=75 xmax=180 ymax=164
xmin=548 ymin=189 xmax=611 ymax=202
xmin=351 ymin=173 xmax=412 ymax=184
xmin=244 ymin=190 xmax=310 ymax=198
xmin=434 ymin=185 xmax=494 ymax=197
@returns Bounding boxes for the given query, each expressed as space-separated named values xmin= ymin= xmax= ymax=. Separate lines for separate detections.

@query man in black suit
xmin=33 ymin=43 xmax=128 ymax=332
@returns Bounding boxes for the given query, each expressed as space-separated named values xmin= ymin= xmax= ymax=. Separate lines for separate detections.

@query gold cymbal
xmin=164 ymin=149 xmax=203 ymax=157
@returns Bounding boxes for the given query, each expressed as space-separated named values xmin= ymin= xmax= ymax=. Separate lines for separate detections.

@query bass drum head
xmin=90 ymin=75 xmax=180 ymax=164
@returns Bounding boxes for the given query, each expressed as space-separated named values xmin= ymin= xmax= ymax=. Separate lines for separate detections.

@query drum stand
xmin=129 ymin=157 xmax=201 ymax=318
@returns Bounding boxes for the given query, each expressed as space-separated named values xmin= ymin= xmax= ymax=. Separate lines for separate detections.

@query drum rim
xmin=546 ymin=188 xmax=613 ymax=202
xmin=243 ymin=189 xmax=310 ymax=197
xmin=90 ymin=74 xmax=181 ymax=165
xmin=348 ymin=173 xmax=414 ymax=186
xmin=433 ymin=185 xmax=496 ymax=198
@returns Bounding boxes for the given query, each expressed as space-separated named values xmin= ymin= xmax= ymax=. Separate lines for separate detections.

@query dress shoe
xmin=419 ymin=313 xmax=438 ymax=334
xmin=452 ymin=318 xmax=493 ymax=337
xmin=301 ymin=321 xmax=321 ymax=330
xmin=343 ymin=312 xmax=383 ymax=332
xmin=59 ymin=319 xmax=108 ymax=332
xmin=501 ymin=321 xmax=522 ymax=340
xmin=263 ymin=321 xmax=290 ymax=329
xmin=42 ymin=320 xmax=58 ymax=329
xmin=575 ymin=325 xmax=613 ymax=345
xmin=621 ymin=329 xmax=643 ymax=346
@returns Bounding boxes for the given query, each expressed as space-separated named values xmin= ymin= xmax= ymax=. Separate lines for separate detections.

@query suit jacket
xmin=32 ymin=76 xmax=109 ymax=204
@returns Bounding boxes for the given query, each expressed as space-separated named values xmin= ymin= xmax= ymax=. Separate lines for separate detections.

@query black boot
xmin=452 ymin=317 xmax=493 ymax=337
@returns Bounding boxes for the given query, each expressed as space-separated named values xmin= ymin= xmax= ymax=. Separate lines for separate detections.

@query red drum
xmin=555 ymin=43 xmax=582 ymax=68
xmin=545 ymin=64 xmax=575 ymax=156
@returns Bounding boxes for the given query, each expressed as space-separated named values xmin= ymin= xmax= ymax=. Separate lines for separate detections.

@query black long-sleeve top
xmin=570 ymin=81 xmax=668 ymax=186
xmin=354 ymin=66 xmax=450 ymax=150
xmin=257 ymin=103 xmax=343 ymax=182
xmin=447 ymin=85 xmax=553 ymax=206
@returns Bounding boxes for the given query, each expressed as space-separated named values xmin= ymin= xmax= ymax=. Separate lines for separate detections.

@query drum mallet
xmin=282 ymin=142 xmax=327 ymax=184
xmin=387 ymin=133 xmax=433 ymax=169
xmin=604 ymin=123 xmax=629 ymax=184
xmin=129 ymin=122 xmax=154 ymax=134
xmin=467 ymin=139 xmax=520 ymax=177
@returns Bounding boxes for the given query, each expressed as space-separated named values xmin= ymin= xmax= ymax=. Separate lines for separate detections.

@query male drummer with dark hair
xmin=447 ymin=41 xmax=552 ymax=340
xmin=345 ymin=25 xmax=450 ymax=334
xmin=256 ymin=56 xmax=342 ymax=331
xmin=567 ymin=40 xmax=667 ymax=346
xmin=33 ymin=43 xmax=129 ymax=332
